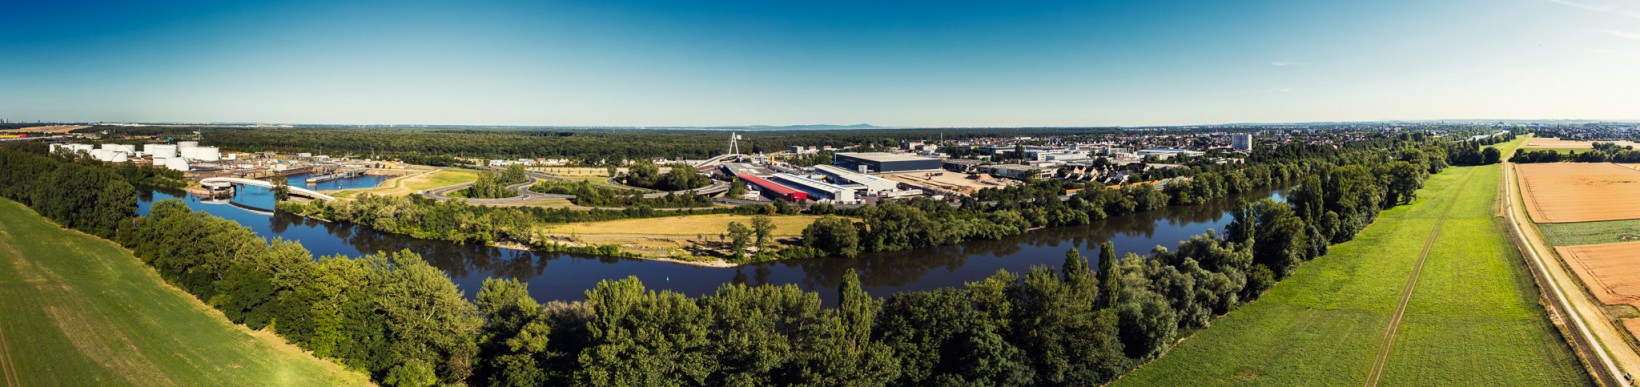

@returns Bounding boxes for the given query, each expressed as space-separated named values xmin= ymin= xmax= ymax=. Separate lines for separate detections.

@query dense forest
xmin=0 ymin=131 xmax=1471 ymax=385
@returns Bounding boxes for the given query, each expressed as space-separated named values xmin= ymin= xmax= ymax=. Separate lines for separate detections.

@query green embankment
xmin=1539 ymin=219 xmax=1640 ymax=246
xmin=0 ymin=199 xmax=369 ymax=386
xmin=1119 ymin=139 xmax=1587 ymax=385
xmin=1379 ymin=162 xmax=1586 ymax=385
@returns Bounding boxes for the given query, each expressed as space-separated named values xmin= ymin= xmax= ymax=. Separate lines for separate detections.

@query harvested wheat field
xmin=1556 ymin=241 xmax=1640 ymax=309
xmin=1515 ymin=163 xmax=1640 ymax=223
xmin=0 ymin=125 xmax=88 ymax=134
xmin=1525 ymin=136 xmax=1640 ymax=150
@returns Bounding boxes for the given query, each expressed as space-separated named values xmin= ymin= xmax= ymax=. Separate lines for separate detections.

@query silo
xmin=152 ymin=144 xmax=177 ymax=158
xmin=164 ymin=158 xmax=190 ymax=171
xmin=194 ymin=146 xmax=221 ymax=161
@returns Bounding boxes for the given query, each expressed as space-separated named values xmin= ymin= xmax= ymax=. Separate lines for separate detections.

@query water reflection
xmin=139 ymin=176 xmax=1284 ymax=306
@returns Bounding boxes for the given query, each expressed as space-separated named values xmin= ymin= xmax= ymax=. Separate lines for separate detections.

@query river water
xmin=139 ymin=175 xmax=1284 ymax=305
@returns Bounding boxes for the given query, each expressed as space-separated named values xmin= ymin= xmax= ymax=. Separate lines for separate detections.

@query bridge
xmin=199 ymin=177 xmax=337 ymax=201
xmin=692 ymin=153 xmax=743 ymax=168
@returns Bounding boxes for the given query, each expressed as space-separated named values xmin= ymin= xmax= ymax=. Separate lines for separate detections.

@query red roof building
xmin=737 ymin=173 xmax=808 ymax=202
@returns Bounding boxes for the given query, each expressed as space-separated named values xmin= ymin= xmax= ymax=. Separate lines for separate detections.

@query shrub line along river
xmin=138 ymin=173 xmax=1286 ymax=306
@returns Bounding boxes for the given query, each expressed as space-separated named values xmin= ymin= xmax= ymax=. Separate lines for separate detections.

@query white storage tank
xmin=100 ymin=144 xmax=136 ymax=154
xmin=181 ymin=146 xmax=221 ymax=161
xmin=164 ymin=158 xmax=190 ymax=171
xmin=109 ymin=152 xmax=129 ymax=163
xmin=152 ymin=156 xmax=168 ymax=166
xmin=68 ymin=144 xmax=94 ymax=154
xmin=177 ymin=141 xmax=199 ymax=149
xmin=195 ymin=146 xmax=220 ymax=161
xmin=89 ymin=149 xmax=114 ymax=162
xmin=143 ymin=144 xmax=178 ymax=158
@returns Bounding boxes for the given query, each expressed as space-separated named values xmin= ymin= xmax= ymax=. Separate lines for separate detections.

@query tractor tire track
xmin=1364 ymin=166 xmax=1478 ymax=387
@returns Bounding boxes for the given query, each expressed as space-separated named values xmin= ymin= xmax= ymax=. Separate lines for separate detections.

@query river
xmin=138 ymin=175 xmax=1285 ymax=305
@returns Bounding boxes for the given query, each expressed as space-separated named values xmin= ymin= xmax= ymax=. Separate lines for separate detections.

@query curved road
xmin=421 ymin=175 xmax=575 ymax=205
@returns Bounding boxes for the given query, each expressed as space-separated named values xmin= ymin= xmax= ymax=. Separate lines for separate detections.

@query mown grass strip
xmin=0 ymin=199 xmax=370 ymax=386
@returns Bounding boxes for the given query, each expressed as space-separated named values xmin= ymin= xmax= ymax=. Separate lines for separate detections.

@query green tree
xmin=270 ymin=177 xmax=291 ymax=201
xmin=727 ymin=178 xmax=748 ymax=198
xmin=727 ymin=221 xmax=753 ymax=260
xmin=801 ymin=215 xmax=860 ymax=257
xmin=750 ymin=215 xmax=775 ymax=251
xmin=1482 ymin=147 xmax=1502 ymax=164
xmin=1096 ymin=242 xmax=1122 ymax=310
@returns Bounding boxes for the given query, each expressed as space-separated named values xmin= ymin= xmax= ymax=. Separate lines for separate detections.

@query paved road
xmin=420 ymin=176 xmax=574 ymax=205
xmin=1503 ymin=159 xmax=1634 ymax=386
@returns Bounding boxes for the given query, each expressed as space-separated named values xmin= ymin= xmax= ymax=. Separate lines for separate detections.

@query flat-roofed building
xmin=833 ymin=152 xmax=942 ymax=174
xmin=773 ymin=173 xmax=856 ymax=202
xmin=737 ymin=174 xmax=808 ymax=202
xmin=813 ymin=165 xmax=899 ymax=193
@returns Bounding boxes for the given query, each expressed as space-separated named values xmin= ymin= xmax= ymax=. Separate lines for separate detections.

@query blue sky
xmin=2 ymin=0 xmax=1638 ymax=126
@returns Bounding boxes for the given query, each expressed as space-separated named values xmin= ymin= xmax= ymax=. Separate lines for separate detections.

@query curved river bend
xmin=139 ymin=174 xmax=1285 ymax=305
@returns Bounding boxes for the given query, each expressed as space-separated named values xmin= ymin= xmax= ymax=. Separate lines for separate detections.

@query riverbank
xmin=0 ymin=199 xmax=370 ymax=385
xmin=332 ymin=168 xmax=477 ymax=198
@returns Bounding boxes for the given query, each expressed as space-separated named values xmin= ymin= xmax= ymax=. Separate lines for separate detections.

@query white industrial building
xmin=813 ymin=165 xmax=899 ymax=193
xmin=772 ymin=173 xmax=857 ymax=203
xmin=1137 ymin=148 xmax=1206 ymax=160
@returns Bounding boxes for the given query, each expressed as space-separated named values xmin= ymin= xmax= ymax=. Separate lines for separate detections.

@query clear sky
xmin=2 ymin=0 xmax=1638 ymax=127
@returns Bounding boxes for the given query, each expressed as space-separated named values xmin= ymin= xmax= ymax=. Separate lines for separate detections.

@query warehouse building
xmin=833 ymin=152 xmax=942 ymax=174
xmin=813 ymin=165 xmax=899 ymax=193
xmin=772 ymin=173 xmax=856 ymax=203
xmin=737 ymin=174 xmax=808 ymax=202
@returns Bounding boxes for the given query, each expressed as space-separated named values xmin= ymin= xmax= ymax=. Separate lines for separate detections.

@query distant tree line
xmin=530 ymin=179 xmax=712 ymax=208
xmin=1512 ymin=141 xmax=1640 ymax=163
xmin=276 ymin=193 xmax=763 ymax=246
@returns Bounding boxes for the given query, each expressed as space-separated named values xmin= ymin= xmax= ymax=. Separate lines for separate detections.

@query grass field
xmin=1539 ymin=219 xmax=1640 ymax=246
xmin=0 ymin=199 xmax=370 ymax=386
xmin=1379 ymin=162 xmax=1586 ymax=385
xmin=540 ymin=214 xmax=824 ymax=237
xmin=334 ymin=168 xmax=479 ymax=198
xmin=1118 ymin=140 xmax=1587 ymax=385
